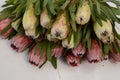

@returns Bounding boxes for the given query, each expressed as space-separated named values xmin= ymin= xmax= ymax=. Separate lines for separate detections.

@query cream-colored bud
xmin=25 ymin=29 xmax=39 ymax=39
xmin=94 ymin=20 xmax=114 ymax=43
xmin=40 ymin=9 xmax=51 ymax=29
xmin=11 ymin=18 xmax=21 ymax=31
xmin=51 ymin=11 xmax=69 ymax=40
xmin=23 ymin=3 xmax=37 ymax=30
xmin=62 ymin=34 xmax=74 ymax=49
xmin=76 ymin=1 xmax=91 ymax=25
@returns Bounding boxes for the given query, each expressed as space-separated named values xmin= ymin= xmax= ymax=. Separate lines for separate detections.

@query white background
xmin=0 ymin=0 xmax=120 ymax=80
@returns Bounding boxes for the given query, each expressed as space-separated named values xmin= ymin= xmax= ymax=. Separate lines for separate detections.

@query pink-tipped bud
xmin=66 ymin=51 xmax=81 ymax=67
xmin=52 ymin=46 xmax=63 ymax=58
xmin=87 ymin=39 xmax=102 ymax=63
xmin=109 ymin=44 xmax=120 ymax=63
xmin=72 ymin=43 xmax=86 ymax=57
xmin=28 ymin=44 xmax=46 ymax=66
xmin=0 ymin=18 xmax=12 ymax=39
xmin=11 ymin=35 xmax=33 ymax=52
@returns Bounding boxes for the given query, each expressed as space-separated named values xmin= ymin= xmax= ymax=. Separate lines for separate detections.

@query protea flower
xmin=40 ymin=9 xmax=51 ymax=29
xmin=109 ymin=43 xmax=120 ymax=63
xmin=0 ymin=18 xmax=13 ymax=39
xmin=51 ymin=11 xmax=69 ymax=40
xmin=11 ymin=18 xmax=21 ymax=31
xmin=76 ymin=1 xmax=91 ymax=25
xmin=66 ymin=51 xmax=81 ymax=67
xmin=25 ymin=28 xmax=38 ymax=39
xmin=29 ymin=44 xmax=46 ymax=66
xmin=11 ymin=34 xmax=33 ymax=52
xmin=1 ymin=28 xmax=13 ymax=39
xmin=72 ymin=43 xmax=86 ymax=57
xmin=62 ymin=34 xmax=74 ymax=49
xmin=23 ymin=3 xmax=39 ymax=39
xmin=52 ymin=46 xmax=63 ymax=58
xmin=87 ymin=39 xmax=102 ymax=63
xmin=94 ymin=20 xmax=114 ymax=44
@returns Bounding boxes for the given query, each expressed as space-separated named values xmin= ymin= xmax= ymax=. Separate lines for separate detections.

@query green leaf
xmin=74 ymin=27 xmax=82 ymax=48
xmin=47 ymin=43 xmax=52 ymax=61
xmin=69 ymin=1 xmax=77 ymax=21
xmin=51 ymin=57 xmax=57 ymax=69
xmin=96 ymin=2 xmax=101 ymax=15
xmin=87 ymin=38 xmax=92 ymax=51
xmin=35 ymin=0 xmax=41 ymax=15
xmin=0 ymin=7 xmax=15 ymax=20
xmin=70 ymin=20 xmax=77 ymax=32
xmin=103 ymin=44 xmax=110 ymax=55
xmin=40 ymin=41 xmax=47 ymax=58
xmin=82 ymin=26 xmax=91 ymax=44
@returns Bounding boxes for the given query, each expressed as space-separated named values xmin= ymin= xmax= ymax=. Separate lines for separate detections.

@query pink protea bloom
xmin=0 ymin=18 xmax=12 ymax=39
xmin=66 ymin=51 xmax=81 ymax=67
xmin=29 ymin=44 xmax=46 ymax=66
xmin=87 ymin=39 xmax=102 ymax=63
xmin=1 ymin=28 xmax=13 ymax=39
xmin=72 ymin=43 xmax=86 ymax=57
xmin=109 ymin=44 xmax=120 ymax=63
xmin=11 ymin=35 xmax=33 ymax=52
xmin=0 ymin=18 xmax=12 ymax=32
xmin=52 ymin=46 xmax=63 ymax=58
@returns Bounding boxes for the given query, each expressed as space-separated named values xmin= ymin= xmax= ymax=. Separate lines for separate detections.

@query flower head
xmin=23 ymin=3 xmax=39 ymax=38
xmin=1 ymin=28 xmax=13 ymax=39
xmin=51 ymin=11 xmax=69 ymax=40
xmin=29 ymin=44 xmax=46 ymax=66
xmin=52 ymin=46 xmax=63 ymax=58
xmin=94 ymin=20 xmax=114 ymax=44
xmin=109 ymin=43 xmax=120 ymax=63
xmin=62 ymin=34 xmax=74 ymax=49
xmin=40 ymin=9 xmax=51 ymax=29
xmin=72 ymin=43 xmax=86 ymax=57
xmin=76 ymin=1 xmax=91 ymax=25
xmin=0 ymin=18 xmax=13 ymax=39
xmin=11 ymin=34 xmax=33 ymax=52
xmin=87 ymin=39 xmax=102 ymax=63
xmin=66 ymin=51 xmax=81 ymax=67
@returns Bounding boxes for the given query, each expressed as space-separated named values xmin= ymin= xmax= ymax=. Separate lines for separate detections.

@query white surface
xmin=0 ymin=1 xmax=120 ymax=80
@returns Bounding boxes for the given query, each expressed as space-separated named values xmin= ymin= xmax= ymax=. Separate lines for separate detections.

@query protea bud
xmin=23 ymin=3 xmax=39 ymax=39
xmin=72 ymin=43 xmax=86 ymax=57
xmin=11 ymin=35 xmax=33 ymax=52
xmin=87 ymin=39 xmax=102 ymax=63
xmin=40 ymin=9 xmax=51 ymax=29
xmin=29 ymin=44 xmax=46 ymax=66
xmin=66 ymin=51 xmax=81 ymax=67
xmin=109 ymin=43 xmax=120 ymax=63
xmin=11 ymin=18 xmax=21 ymax=31
xmin=51 ymin=11 xmax=69 ymax=40
xmin=62 ymin=34 xmax=74 ymax=49
xmin=76 ymin=1 xmax=91 ymax=25
xmin=1 ymin=28 xmax=13 ymax=39
xmin=0 ymin=18 xmax=13 ymax=39
xmin=94 ymin=20 xmax=114 ymax=44
xmin=52 ymin=46 xmax=63 ymax=58
xmin=25 ymin=28 xmax=38 ymax=39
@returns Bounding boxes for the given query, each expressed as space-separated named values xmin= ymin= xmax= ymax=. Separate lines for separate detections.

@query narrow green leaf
xmin=51 ymin=57 xmax=57 ymax=69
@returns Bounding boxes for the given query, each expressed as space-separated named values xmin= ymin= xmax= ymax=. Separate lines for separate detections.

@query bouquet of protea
xmin=0 ymin=0 xmax=120 ymax=68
